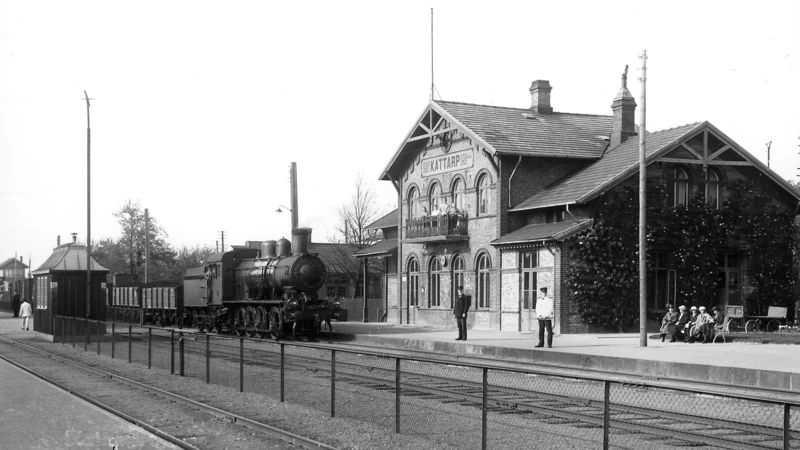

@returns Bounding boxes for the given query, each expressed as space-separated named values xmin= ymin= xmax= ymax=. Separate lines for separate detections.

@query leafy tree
xmin=112 ymin=200 xmax=175 ymax=282
xmin=160 ymin=244 xmax=215 ymax=283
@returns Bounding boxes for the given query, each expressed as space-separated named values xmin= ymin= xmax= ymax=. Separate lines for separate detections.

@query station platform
xmin=325 ymin=321 xmax=800 ymax=393
xmin=0 ymin=314 xmax=177 ymax=449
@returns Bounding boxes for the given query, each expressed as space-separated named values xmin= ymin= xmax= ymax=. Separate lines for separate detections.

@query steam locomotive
xmin=106 ymin=228 xmax=346 ymax=340
xmin=184 ymin=228 xmax=346 ymax=340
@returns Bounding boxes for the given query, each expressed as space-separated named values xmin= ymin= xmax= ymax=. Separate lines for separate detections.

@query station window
xmin=477 ymin=174 xmax=491 ymax=216
xmin=451 ymin=254 xmax=466 ymax=309
xmin=475 ymin=253 xmax=491 ymax=308
xmin=451 ymin=178 xmax=465 ymax=213
xmin=429 ymin=257 xmax=442 ymax=307
xmin=407 ymin=257 xmax=419 ymax=307
xmin=667 ymin=166 xmax=690 ymax=207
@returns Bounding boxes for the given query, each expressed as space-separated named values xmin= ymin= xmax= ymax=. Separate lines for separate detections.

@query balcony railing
xmin=406 ymin=213 xmax=468 ymax=240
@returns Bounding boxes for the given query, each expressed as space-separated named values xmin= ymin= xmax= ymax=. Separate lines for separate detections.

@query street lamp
xmin=275 ymin=205 xmax=293 ymax=213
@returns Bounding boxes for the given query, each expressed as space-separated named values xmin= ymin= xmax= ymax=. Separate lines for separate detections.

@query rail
xmin=54 ymin=315 xmax=800 ymax=450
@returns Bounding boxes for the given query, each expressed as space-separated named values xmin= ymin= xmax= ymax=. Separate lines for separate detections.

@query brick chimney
xmin=610 ymin=65 xmax=637 ymax=148
xmin=529 ymin=80 xmax=553 ymax=114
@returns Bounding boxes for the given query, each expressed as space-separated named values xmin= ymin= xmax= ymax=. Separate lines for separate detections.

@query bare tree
xmin=327 ymin=174 xmax=384 ymax=297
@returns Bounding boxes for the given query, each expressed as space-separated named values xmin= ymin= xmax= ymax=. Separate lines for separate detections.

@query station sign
xmin=421 ymin=149 xmax=474 ymax=177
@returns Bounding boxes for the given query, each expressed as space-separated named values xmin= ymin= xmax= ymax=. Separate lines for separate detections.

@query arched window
xmin=451 ymin=254 xmax=466 ymax=309
xmin=407 ymin=187 xmax=419 ymax=220
xmin=428 ymin=257 xmax=442 ymax=307
xmin=429 ymin=182 xmax=441 ymax=215
xmin=451 ymin=178 xmax=465 ymax=214
xmin=407 ymin=258 xmax=419 ymax=307
xmin=477 ymin=174 xmax=491 ymax=216
xmin=704 ymin=169 xmax=721 ymax=209
xmin=475 ymin=253 xmax=491 ymax=308
xmin=667 ymin=166 xmax=690 ymax=207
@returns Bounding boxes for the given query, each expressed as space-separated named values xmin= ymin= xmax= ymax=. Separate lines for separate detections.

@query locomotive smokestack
xmin=292 ymin=228 xmax=310 ymax=255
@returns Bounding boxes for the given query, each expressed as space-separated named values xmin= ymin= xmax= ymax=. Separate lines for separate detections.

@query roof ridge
xmin=436 ymin=100 xmax=612 ymax=118
xmin=647 ymin=121 xmax=703 ymax=135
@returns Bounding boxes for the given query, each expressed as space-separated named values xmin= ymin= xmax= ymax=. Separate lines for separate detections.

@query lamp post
xmin=275 ymin=205 xmax=296 ymax=232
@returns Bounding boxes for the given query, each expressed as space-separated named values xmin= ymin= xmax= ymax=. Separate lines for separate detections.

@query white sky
xmin=1 ymin=0 xmax=798 ymax=272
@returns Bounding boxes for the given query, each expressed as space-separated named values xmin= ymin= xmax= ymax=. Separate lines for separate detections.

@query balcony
xmin=405 ymin=213 xmax=469 ymax=243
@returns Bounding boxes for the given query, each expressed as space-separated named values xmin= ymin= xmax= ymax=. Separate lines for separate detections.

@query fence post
xmin=482 ymin=367 xmax=488 ymax=450
xmin=395 ymin=357 xmax=401 ymax=434
xmin=97 ymin=320 xmax=101 ymax=355
xmin=784 ymin=403 xmax=790 ymax=450
xmin=331 ymin=350 xmax=336 ymax=418
xmin=205 ymin=334 xmax=210 ymax=384
xmin=239 ymin=338 xmax=244 ymax=393
xmin=128 ymin=325 xmax=132 ymax=364
xmin=60 ymin=316 xmax=64 ymax=345
xmin=112 ymin=323 xmax=115 ymax=359
xmin=148 ymin=328 xmax=152 ymax=369
xmin=170 ymin=330 xmax=175 ymax=374
xmin=179 ymin=332 xmax=185 ymax=376
xmin=280 ymin=344 xmax=285 ymax=403
xmin=603 ymin=380 xmax=610 ymax=450
xmin=71 ymin=317 xmax=75 ymax=348
xmin=84 ymin=318 xmax=88 ymax=352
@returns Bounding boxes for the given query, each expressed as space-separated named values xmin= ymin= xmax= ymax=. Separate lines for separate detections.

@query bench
xmin=713 ymin=316 xmax=733 ymax=344
xmin=744 ymin=306 xmax=787 ymax=333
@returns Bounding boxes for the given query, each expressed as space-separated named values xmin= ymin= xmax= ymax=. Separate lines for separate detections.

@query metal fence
xmin=54 ymin=315 xmax=800 ymax=450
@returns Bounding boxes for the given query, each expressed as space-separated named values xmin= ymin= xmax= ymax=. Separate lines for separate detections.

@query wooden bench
xmin=713 ymin=316 xmax=733 ymax=344
xmin=744 ymin=306 xmax=787 ymax=333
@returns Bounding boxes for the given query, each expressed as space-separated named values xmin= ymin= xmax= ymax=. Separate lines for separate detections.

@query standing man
xmin=535 ymin=287 xmax=554 ymax=348
xmin=19 ymin=298 xmax=33 ymax=331
xmin=11 ymin=291 xmax=20 ymax=317
xmin=454 ymin=286 xmax=470 ymax=341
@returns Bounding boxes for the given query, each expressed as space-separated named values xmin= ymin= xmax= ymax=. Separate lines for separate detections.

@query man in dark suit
xmin=668 ymin=305 xmax=691 ymax=342
xmin=454 ymin=286 xmax=470 ymax=341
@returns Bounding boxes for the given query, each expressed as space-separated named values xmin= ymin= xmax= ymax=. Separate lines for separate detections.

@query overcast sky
xmin=1 ymin=0 xmax=798 ymax=272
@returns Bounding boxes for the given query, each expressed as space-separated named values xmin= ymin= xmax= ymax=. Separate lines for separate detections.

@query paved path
xmin=0 ymin=314 xmax=176 ymax=449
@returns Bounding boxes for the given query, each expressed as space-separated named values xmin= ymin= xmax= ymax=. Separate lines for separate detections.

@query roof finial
xmin=621 ymin=65 xmax=628 ymax=88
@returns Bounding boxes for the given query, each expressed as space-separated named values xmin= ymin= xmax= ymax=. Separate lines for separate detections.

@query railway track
xmin=0 ymin=336 xmax=338 ymax=450
xmin=132 ymin=332 xmax=799 ymax=449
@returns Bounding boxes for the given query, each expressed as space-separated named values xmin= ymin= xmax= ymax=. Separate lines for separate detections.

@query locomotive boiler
xmin=185 ymin=228 xmax=346 ymax=340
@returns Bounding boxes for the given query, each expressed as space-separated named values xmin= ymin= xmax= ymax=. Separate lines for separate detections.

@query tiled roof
xmin=511 ymin=123 xmax=702 ymax=211
xmin=354 ymin=239 xmax=398 ymax=258
xmin=307 ymin=242 xmax=360 ymax=267
xmin=0 ymin=258 xmax=28 ymax=270
xmin=491 ymin=220 xmax=593 ymax=246
xmin=365 ymin=209 xmax=398 ymax=231
xmin=437 ymin=101 xmax=614 ymax=158
xmin=32 ymin=243 xmax=109 ymax=274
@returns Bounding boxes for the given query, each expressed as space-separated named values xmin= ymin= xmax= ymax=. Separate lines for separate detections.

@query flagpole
xmin=638 ymin=51 xmax=648 ymax=347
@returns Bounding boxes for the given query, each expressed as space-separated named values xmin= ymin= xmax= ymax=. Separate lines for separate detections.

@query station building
xmin=363 ymin=72 xmax=800 ymax=334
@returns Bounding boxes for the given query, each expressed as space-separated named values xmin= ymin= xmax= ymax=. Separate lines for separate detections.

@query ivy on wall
xmin=564 ymin=180 xmax=796 ymax=332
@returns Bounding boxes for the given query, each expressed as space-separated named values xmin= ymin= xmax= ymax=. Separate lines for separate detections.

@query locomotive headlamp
xmin=287 ymin=298 xmax=299 ymax=309
xmin=333 ymin=300 xmax=341 ymax=309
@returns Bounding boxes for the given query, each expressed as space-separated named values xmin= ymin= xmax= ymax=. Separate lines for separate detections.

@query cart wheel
xmin=745 ymin=320 xmax=759 ymax=333
xmin=766 ymin=320 xmax=781 ymax=332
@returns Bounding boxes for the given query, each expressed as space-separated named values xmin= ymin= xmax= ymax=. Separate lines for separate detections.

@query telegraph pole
xmin=84 ymin=90 xmax=93 ymax=318
xmin=145 ymin=208 xmax=150 ymax=283
xmin=638 ymin=51 xmax=648 ymax=347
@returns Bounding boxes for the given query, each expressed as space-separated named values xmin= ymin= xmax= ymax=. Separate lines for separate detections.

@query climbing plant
xmin=564 ymin=179 xmax=796 ymax=332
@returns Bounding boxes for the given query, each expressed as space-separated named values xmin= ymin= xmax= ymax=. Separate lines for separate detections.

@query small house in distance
xmin=32 ymin=234 xmax=109 ymax=335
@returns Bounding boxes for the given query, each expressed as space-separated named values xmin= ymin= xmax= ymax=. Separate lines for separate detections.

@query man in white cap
xmin=690 ymin=306 xmax=714 ymax=343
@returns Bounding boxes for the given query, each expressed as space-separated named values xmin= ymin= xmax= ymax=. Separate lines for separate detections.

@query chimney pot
xmin=529 ymin=80 xmax=553 ymax=114
xmin=57 ymin=235 xmax=61 ymax=246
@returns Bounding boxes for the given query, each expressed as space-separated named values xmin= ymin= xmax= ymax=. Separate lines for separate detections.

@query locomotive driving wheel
xmin=233 ymin=309 xmax=246 ymax=336
xmin=269 ymin=307 xmax=283 ymax=340
xmin=245 ymin=306 xmax=258 ymax=337
xmin=256 ymin=306 xmax=269 ymax=338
